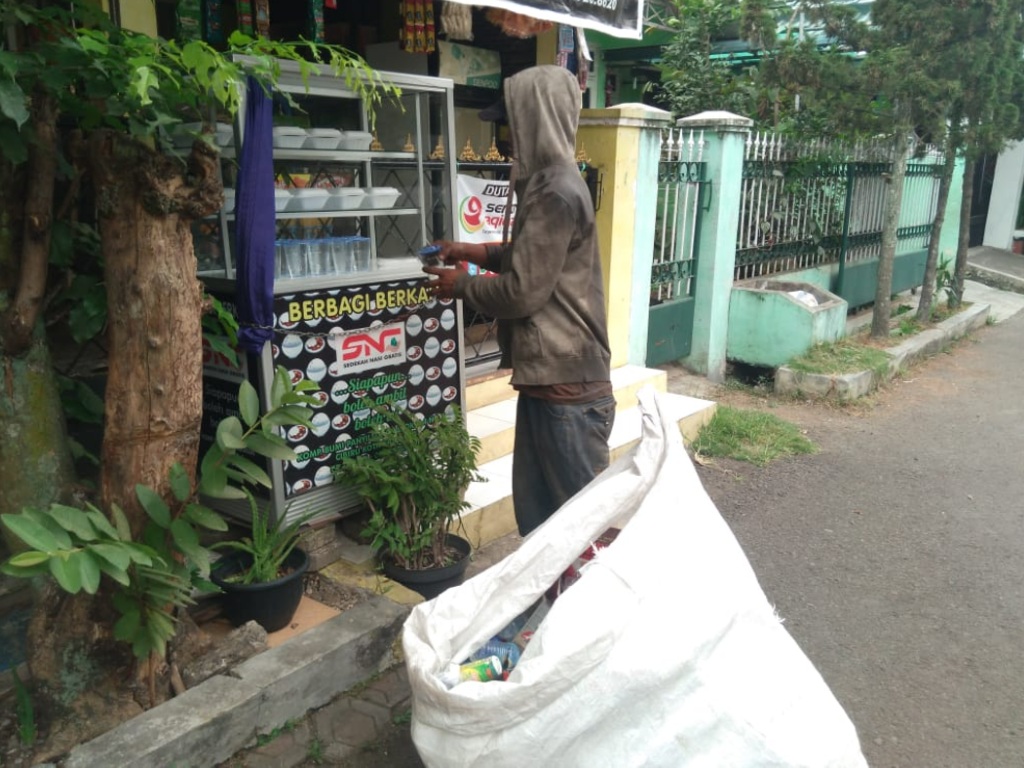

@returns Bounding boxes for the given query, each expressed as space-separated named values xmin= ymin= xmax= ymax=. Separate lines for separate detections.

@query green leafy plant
xmin=935 ymin=255 xmax=954 ymax=307
xmin=335 ymin=404 xmax=484 ymax=571
xmin=12 ymin=668 xmax=36 ymax=746
xmin=892 ymin=316 xmax=922 ymax=337
xmin=213 ymin=498 xmax=310 ymax=585
xmin=307 ymin=737 xmax=325 ymax=764
xmin=1 ymin=366 xmax=318 ymax=661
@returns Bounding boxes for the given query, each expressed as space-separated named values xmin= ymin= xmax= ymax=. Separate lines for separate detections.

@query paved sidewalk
xmin=967 ymin=245 xmax=1024 ymax=293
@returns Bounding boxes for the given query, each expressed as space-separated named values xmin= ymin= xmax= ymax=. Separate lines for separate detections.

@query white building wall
xmin=983 ymin=140 xmax=1024 ymax=250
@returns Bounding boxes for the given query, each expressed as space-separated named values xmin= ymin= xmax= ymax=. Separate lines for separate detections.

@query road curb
xmin=775 ymin=303 xmax=991 ymax=400
xmin=61 ymin=596 xmax=410 ymax=768
xmin=967 ymin=264 xmax=1024 ymax=295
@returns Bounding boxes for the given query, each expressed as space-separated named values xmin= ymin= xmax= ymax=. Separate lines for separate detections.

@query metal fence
xmin=650 ymin=127 xmax=707 ymax=305
xmin=734 ymin=133 xmax=944 ymax=282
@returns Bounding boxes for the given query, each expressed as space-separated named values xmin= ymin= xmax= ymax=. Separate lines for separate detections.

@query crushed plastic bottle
xmin=438 ymin=656 xmax=503 ymax=689
xmin=469 ymin=638 xmax=521 ymax=671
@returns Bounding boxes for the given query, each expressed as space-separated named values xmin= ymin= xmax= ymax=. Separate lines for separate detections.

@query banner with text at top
xmin=446 ymin=0 xmax=644 ymax=39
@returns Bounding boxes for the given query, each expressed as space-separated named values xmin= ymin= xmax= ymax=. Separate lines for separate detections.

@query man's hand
xmin=430 ymin=239 xmax=488 ymax=267
xmin=423 ymin=263 xmax=466 ymax=300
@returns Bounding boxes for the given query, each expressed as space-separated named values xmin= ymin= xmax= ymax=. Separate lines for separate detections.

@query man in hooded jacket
xmin=424 ymin=65 xmax=614 ymax=537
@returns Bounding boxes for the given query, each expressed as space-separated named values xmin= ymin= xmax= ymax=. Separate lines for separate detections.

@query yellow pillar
xmin=578 ymin=105 xmax=671 ymax=367
xmin=536 ymin=28 xmax=558 ymax=65
xmin=114 ymin=0 xmax=158 ymax=35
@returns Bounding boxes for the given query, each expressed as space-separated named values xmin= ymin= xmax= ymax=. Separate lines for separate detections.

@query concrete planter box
xmin=727 ymin=280 xmax=848 ymax=368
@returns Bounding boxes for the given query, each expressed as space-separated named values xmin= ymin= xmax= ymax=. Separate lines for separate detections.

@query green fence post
xmin=677 ymin=111 xmax=752 ymax=382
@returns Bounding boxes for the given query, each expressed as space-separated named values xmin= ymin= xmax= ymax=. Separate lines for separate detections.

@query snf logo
xmin=341 ymin=326 xmax=403 ymax=361
xmin=460 ymin=195 xmax=484 ymax=233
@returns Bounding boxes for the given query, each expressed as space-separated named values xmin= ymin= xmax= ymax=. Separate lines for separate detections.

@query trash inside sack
xmin=439 ymin=527 xmax=620 ymax=689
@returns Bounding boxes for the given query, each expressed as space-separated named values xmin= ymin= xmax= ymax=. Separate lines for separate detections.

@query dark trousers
xmin=512 ymin=393 xmax=616 ymax=536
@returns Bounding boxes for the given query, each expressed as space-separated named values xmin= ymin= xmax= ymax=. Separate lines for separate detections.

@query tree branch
xmin=1 ymin=88 xmax=58 ymax=355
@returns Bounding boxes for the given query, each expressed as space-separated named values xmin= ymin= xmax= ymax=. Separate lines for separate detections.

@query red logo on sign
xmin=341 ymin=326 xmax=403 ymax=361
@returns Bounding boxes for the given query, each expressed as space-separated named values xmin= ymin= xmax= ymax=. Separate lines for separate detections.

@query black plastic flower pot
xmin=210 ymin=547 xmax=309 ymax=633
xmin=381 ymin=534 xmax=471 ymax=601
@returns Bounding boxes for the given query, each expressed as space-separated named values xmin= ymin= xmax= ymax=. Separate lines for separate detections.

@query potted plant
xmin=210 ymin=497 xmax=313 ymax=632
xmin=335 ymin=403 xmax=485 ymax=599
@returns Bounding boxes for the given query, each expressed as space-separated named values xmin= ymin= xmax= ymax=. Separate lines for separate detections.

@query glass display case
xmin=197 ymin=62 xmax=463 ymax=526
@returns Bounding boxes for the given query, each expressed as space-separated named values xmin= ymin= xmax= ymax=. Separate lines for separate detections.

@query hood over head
xmin=504 ymin=66 xmax=581 ymax=178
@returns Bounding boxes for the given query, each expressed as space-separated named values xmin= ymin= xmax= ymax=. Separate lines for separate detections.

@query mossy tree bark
xmin=91 ymin=131 xmax=220 ymax=536
xmin=0 ymin=90 xmax=76 ymax=550
xmin=22 ymin=134 xmax=222 ymax=759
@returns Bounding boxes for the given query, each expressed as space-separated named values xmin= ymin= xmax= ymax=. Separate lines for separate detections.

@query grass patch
xmin=692 ymin=406 xmax=817 ymax=466
xmin=786 ymin=339 xmax=890 ymax=377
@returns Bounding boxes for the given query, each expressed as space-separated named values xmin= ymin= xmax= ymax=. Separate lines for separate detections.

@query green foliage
xmin=892 ymin=316 xmax=921 ymax=338
xmin=1 ymin=366 xmax=317 ymax=661
xmin=307 ymin=737 xmax=325 ymax=764
xmin=935 ymin=255 xmax=954 ymax=308
xmin=787 ymin=339 xmax=891 ymax=378
xmin=693 ymin=405 xmax=817 ymax=466
xmin=202 ymin=293 xmax=241 ymax=368
xmin=651 ymin=0 xmax=759 ymax=119
xmin=334 ymin=404 xmax=484 ymax=571
xmin=12 ymin=668 xmax=36 ymax=746
xmin=213 ymin=497 xmax=310 ymax=585
xmin=0 ymin=4 xmax=399 ymax=165
xmin=255 ymin=719 xmax=298 ymax=747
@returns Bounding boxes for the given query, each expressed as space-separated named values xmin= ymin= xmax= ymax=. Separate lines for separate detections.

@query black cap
xmin=478 ymin=96 xmax=507 ymax=122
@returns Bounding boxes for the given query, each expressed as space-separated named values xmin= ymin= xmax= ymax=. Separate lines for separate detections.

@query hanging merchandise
xmin=306 ymin=0 xmax=324 ymax=42
xmin=175 ymin=0 xmax=202 ymax=41
xmin=441 ymin=1 xmax=473 ymax=41
xmin=577 ymin=28 xmax=591 ymax=90
xmin=236 ymin=0 xmax=254 ymax=35
xmin=425 ymin=2 xmax=436 ymax=52
xmin=255 ymin=0 xmax=270 ymax=38
xmin=555 ymin=24 xmax=573 ymax=69
xmin=486 ymin=8 xmax=553 ymax=38
xmin=400 ymin=1 xmax=435 ymax=54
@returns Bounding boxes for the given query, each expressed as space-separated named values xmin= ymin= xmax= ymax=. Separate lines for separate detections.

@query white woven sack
xmin=404 ymin=388 xmax=868 ymax=768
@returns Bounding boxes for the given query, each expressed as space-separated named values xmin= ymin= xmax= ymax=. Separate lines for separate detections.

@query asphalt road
xmin=333 ymin=311 xmax=1024 ymax=768
xmin=698 ymin=312 xmax=1024 ymax=768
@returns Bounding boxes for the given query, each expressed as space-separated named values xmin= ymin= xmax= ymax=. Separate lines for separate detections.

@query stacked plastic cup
xmin=281 ymin=239 xmax=307 ymax=278
xmin=305 ymin=239 xmax=333 ymax=277
xmin=351 ymin=236 xmax=373 ymax=272
xmin=330 ymin=236 xmax=354 ymax=274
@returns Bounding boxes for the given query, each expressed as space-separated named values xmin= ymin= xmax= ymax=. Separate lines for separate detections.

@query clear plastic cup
xmin=274 ymin=240 xmax=287 ymax=278
xmin=330 ymin=237 xmax=354 ymax=274
xmin=282 ymin=239 xmax=307 ymax=278
xmin=306 ymin=239 xmax=333 ymax=276
xmin=352 ymin=236 xmax=373 ymax=272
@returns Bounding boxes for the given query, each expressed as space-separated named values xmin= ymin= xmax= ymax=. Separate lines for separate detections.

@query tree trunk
xmin=0 ymin=91 xmax=75 ymax=550
xmin=22 ymin=134 xmax=222 ymax=754
xmin=871 ymin=132 xmax=910 ymax=338
xmin=951 ymin=152 xmax=976 ymax=309
xmin=1 ymin=89 xmax=58 ymax=355
xmin=90 ymin=130 xmax=221 ymax=535
xmin=916 ymin=138 xmax=956 ymax=323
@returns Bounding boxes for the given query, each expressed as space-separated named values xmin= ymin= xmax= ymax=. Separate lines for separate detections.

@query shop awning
xmin=447 ymin=0 xmax=646 ymax=40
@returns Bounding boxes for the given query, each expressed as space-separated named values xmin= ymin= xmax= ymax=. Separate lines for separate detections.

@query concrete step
xmin=328 ymin=366 xmax=715 ymax=583
xmin=466 ymin=363 xmax=669 ymax=466
xmin=456 ymin=370 xmax=712 ymax=548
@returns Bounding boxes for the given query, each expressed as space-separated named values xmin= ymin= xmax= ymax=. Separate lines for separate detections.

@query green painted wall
xmin=727 ymin=281 xmax=848 ymax=368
